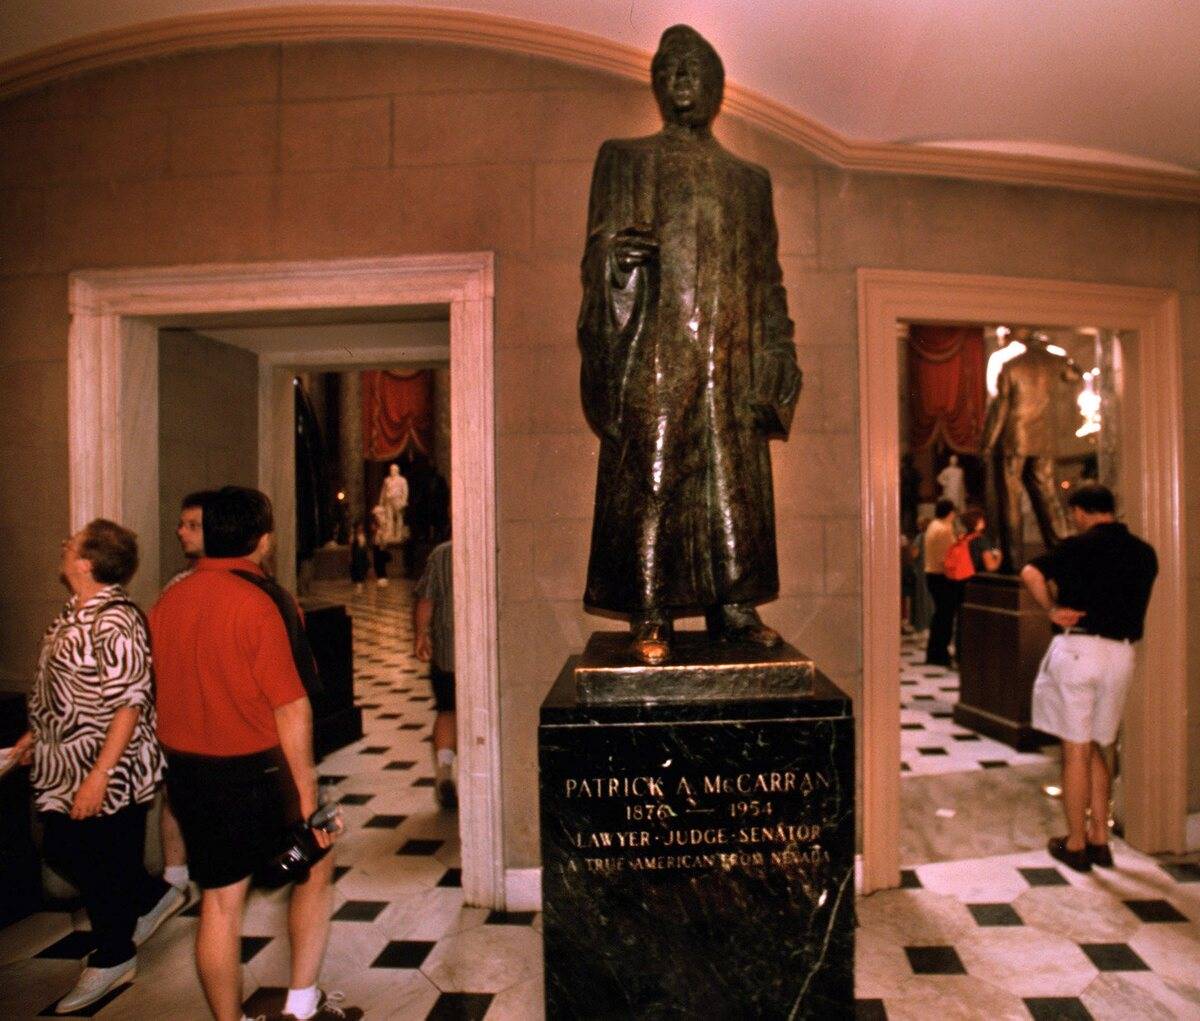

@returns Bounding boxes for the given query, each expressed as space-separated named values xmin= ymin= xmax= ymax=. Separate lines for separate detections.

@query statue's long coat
xmin=578 ymin=128 xmax=799 ymax=616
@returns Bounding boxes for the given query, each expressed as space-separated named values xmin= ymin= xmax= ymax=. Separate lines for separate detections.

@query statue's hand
xmin=612 ymin=227 xmax=659 ymax=272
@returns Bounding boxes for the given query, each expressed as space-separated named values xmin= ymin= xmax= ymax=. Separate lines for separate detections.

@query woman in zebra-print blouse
xmin=14 ymin=519 xmax=180 ymax=1013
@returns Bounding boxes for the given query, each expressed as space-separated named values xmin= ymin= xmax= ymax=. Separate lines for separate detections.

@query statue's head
xmin=651 ymin=25 xmax=724 ymax=128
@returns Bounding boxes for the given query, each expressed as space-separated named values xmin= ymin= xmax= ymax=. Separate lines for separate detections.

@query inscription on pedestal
xmin=564 ymin=766 xmax=832 ymax=878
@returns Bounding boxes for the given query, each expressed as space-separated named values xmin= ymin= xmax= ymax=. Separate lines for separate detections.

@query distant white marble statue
xmin=937 ymin=454 xmax=966 ymax=511
xmin=378 ymin=464 xmax=409 ymax=542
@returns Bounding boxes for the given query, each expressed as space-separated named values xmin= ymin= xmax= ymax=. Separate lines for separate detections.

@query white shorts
xmin=1031 ymin=633 xmax=1135 ymax=745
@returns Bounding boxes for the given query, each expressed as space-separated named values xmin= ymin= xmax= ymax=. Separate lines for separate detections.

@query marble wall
xmin=157 ymin=329 xmax=259 ymax=588
xmin=0 ymin=41 xmax=1196 ymax=861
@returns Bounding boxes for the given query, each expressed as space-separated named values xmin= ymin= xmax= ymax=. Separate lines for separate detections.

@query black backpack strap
xmin=230 ymin=571 xmax=324 ymax=700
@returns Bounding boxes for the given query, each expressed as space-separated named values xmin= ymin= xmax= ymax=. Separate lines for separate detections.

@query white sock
xmin=163 ymin=865 xmax=189 ymax=889
xmin=283 ymin=985 xmax=320 ymax=1019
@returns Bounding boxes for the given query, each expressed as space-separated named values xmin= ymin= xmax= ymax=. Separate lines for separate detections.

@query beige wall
xmin=158 ymin=329 xmax=259 ymax=588
xmin=0 ymin=41 xmax=1196 ymax=860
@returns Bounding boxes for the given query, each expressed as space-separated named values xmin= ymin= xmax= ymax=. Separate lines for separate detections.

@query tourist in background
xmin=1021 ymin=483 xmax=1157 ymax=873
xmin=15 ymin=520 xmax=182 ymax=1013
xmin=348 ymin=522 xmax=369 ymax=595
xmin=908 ymin=516 xmax=934 ymax=634
xmin=414 ymin=538 xmax=457 ymax=809
xmin=922 ymin=499 xmax=959 ymax=666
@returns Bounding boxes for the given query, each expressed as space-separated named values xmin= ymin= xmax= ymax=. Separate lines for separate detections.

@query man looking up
xmin=158 ymin=489 xmax=216 ymax=895
xmin=149 ymin=487 xmax=358 ymax=1021
xmin=1021 ymin=483 xmax=1157 ymax=872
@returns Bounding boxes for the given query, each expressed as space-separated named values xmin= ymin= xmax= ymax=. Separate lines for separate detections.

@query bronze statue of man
xmin=579 ymin=25 xmax=801 ymax=665
xmin=981 ymin=331 xmax=1078 ymax=571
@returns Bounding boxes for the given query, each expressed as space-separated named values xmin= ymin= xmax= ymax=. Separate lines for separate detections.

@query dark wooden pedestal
xmin=300 ymin=600 xmax=364 ymax=758
xmin=955 ymin=574 xmax=1054 ymax=750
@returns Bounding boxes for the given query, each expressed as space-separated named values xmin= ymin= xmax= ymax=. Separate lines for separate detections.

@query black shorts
xmin=165 ymin=747 xmax=300 ymax=890
xmin=429 ymin=665 xmax=456 ymax=711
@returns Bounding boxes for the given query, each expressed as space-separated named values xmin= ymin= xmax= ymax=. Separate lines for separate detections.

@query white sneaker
xmin=57 ymin=958 xmax=136 ymax=1013
xmin=133 ymin=884 xmax=187 ymax=946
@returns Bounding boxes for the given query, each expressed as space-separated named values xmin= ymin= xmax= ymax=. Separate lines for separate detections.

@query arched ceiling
xmin=3 ymin=1 xmax=1199 ymax=183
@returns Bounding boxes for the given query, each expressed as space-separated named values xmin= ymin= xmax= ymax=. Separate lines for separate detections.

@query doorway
xmin=857 ymin=269 xmax=1188 ymax=893
xmin=66 ymin=254 xmax=506 ymax=908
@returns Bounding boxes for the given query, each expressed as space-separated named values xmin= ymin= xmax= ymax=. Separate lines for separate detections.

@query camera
xmin=259 ymin=802 xmax=343 ymax=888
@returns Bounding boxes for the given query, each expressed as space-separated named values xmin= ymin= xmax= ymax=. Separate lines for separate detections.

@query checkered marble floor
xmin=900 ymin=632 xmax=1052 ymax=777
xmin=1 ymin=590 xmax=1197 ymax=1019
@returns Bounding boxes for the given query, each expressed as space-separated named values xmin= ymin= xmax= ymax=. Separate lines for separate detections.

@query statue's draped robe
xmin=579 ymin=129 xmax=799 ymax=616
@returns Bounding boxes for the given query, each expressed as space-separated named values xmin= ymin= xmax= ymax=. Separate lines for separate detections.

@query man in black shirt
xmin=1020 ymin=483 xmax=1157 ymax=873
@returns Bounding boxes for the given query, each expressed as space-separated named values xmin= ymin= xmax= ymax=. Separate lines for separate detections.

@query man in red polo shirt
xmin=150 ymin=487 xmax=358 ymax=1021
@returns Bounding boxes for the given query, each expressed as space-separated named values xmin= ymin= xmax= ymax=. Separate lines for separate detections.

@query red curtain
xmin=906 ymin=325 xmax=986 ymax=453
xmin=361 ymin=369 xmax=433 ymax=461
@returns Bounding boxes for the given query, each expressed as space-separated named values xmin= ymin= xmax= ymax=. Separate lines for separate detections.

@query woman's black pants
xmin=40 ymin=802 xmax=170 ymax=967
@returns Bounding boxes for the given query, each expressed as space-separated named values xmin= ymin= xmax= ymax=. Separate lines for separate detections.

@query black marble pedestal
xmin=539 ymin=636 xmax=854 ymax=1019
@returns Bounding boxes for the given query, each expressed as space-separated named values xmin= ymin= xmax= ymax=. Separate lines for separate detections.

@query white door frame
xmin=68 ymin=254 xmax=505 ymax=908
xmin=857 ymin=268 xmax=1187 ymax=893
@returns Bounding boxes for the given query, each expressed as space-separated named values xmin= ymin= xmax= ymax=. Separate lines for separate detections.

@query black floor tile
xmin=371 ymin=940 xmax=436 ymax=968
xmin=1122 ymin=899 xmax=1189 ymax=923
xmin=917 ymin=746 xmax=948 ymax=756
xmin=855 ymin=1000 xmax=887 ymax=1021
xmin=952 ymin=733 xmax=981 ymax=741
xmin=357 ymin=703 xmax=382 ymax=710
xmin=413 ymin=776 xmax=436 ymax=787
xmin=1078 ymin=942 xmax=1150 ymax=971
xmin=939 ymin=685 xmax=960 ymax=692
xmin=241 ymin=935 xmax=272 ymax=963
xmin=332 ymin=865 xmax=351 ymax=884
xmin=1024 ymin=997 xmax=1093 ymax=1021
xmin=1161 ymin=861 xmax=1200 ymax=883
xmin=398 ymin=838 xmax=444 ymax=855
xmin=400 ymin=723 xmax=424 ymax=731
xmin=1019 ymin=867 xmax=1069 ymax=887
xmin=426 ymin=992 xmax=494 ymax=1021
xmin=364 ymin=814 xmax=408 ymax=829
xmin=243 ymin=987 xmax=286 ymax=1017
xmin=904 ymin=945 xmax=965 ymax=975
xmin=35 ymin=930 xmax=97 ymax=959
xmin=358 ymin=745 xmax=389 ymax=754
xmin=899 ymin=869 xmax=922 ymax=889
xmin=319 ymin=774 xmax=348 ymax=785
xmin=979 ymin=760 xmax=1009 ymax=769
xmin=930 ymin=711 xmax=953 ymax=719
xmin=331 ymin=900 xmax=388 ymax=922
xmin=486 ymin=910 xmax=536 ymax=925
xmin=437 ymin=868 xmax=463 ymax=888
xmin=912 ymin=695 xmax=935 ymax=701
xmin=900 ymin=680 xmax=918 ymax=687
xmin=900 ymin=762 xmax=912 ymax=772
xmin=901 ymin=722 xmax=925 ymax=730
xmin=377 ymin=712 xmax=403 ymax=720
xmin=967 ymin=902 xmax=1024 ymax=926
xmin=339 ymin=793 xmax=374 ymax=806
xmin=385 ymin=760 xmax=418 ymax=770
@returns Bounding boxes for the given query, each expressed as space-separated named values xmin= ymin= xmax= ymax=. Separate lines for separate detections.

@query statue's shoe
xmin=631 ymin=620 xmax=671 ymax=665
xmin=711 ymin=605 xmax=782 ymax=648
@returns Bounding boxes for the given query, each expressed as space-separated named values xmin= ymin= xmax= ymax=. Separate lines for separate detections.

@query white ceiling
xmin=2 ymin=0 xmax=1199 ymax=173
